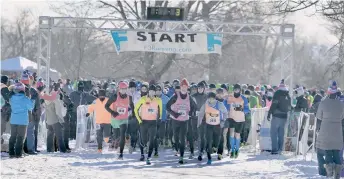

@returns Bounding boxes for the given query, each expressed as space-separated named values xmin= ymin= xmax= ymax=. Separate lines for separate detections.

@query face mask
xmin=234 ymin=92 xmax=241 ymax=98
xmin=197 ymin=87 xmax=204 ymax=94
xmin=119 ymin=89 xmax=127 ymax=94
xmin=99 ymin=97 xmax=105 ymax=101
xmin=148 ymin=91 xmax=155 ymax=97
xmin=267 ymin=96 xmax=273 ymax=101
xmin=155 ymin=90 xmax=162 ymax=97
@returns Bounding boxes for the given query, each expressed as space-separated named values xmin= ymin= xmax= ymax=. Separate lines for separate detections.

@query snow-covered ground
xmin=1 ymin=142 xmax=326 ymax=179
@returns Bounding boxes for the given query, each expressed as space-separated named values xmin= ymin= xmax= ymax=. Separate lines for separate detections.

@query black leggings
xmin=172 ymin=120 xmax=188 ymax=157
xmin=206 ymin=124 xmax=221 ymax=160
xmin=139 ymin=120 xmax=157 ymax=158
xmin=198 ymin=121 xmax=206 ymax=154
xmin=155 ymin=120 xmax=166 ymax=152
xmin=187 ymin=118 xmax=197 ymax=154
xmin=118 ymin=124 xmax=127 ymax=154
xmin=128 ymin=116 xmax=139 ymax=148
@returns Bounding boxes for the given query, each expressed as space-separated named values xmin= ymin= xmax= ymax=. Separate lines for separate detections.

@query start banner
xmin=110 ymin=30 xmax=223 ymax=54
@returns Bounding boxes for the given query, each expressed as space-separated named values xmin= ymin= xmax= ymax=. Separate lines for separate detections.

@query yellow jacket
xmin=134 ymin=96 xmax=162 ymax=124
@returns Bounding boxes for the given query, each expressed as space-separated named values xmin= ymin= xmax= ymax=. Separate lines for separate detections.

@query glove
xmin=86 ymin=113 xmax=90 ymax=117
xmin=267 ymin=114 xmax=271 ymax=121
xmin=111 ymin=111 xmax=119 ymax=118
xmin=138 ymin=120 xmax=142 ymax=125
xmin=170 ymin=111 xmax=180 ymax=118
xmin=234 ymin=105 xmax=243 ymax=111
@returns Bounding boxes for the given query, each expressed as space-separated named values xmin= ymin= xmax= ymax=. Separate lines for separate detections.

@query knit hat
xmin=149 ymin=84 xmax=156 ymax=91
xmin=209 ymin=84 xmax=216 ymax=89
xmin=13 ymin=82 xmax=25 ymax=93
xmin=233 ymin=84 xmax=241 ymax=90
xmin=98 ymin=89 xmax=106 ymax=97
xmin=129 ymin=81 xmax=136 ymax=88
xmin=278 ymin=79 xmax=288 ymax=91
xmin=1 ymin=75 xmax=8 ymax=84
xmin=156 ymin=84 xmax=162 ymax=91
xmin=207 ymin=92 xmax=216 ymax=99
xmin=221 ymin=84 xmax=228 ymax=91
xmin=327 ymin=81 xmax=337 ymax=94
xmin=197 ymin=82 xmax=205 ymax=88
xmin=118 ymin=81 xmax=129 ymax=89
xmin=216 ymin=88 xmax=224 ymax=94
xmin=244 ymin=90 xmax=251 ymax=95
xmin=180 ymin=78 xmax=189 ymax=87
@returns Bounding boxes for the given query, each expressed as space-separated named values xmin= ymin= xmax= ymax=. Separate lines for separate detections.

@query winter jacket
xmin=294 ymin=95 xmax=309 ymax=112
xmin=88 ymin=98 xmax=111 ymax=124
xmin=166 ymin=87 xmax=175 ymax=98
xmin=9 ymin=93 xmax=35 ymax=125
xmin=69 ymin=91 xmax=96 ymax=113
xmin=191 ymin=92 xmax=207 ymax=119
xmin=316 ymin=97 xmax=344 ymax=150
xmin=159 ymin=94 xmax=170 ymax=121
xmin=45 ymin=94 xmax=66 ymax=126
xmin=30 ymin=87 xmax=42 ymax=117
xmin=268 ymin=90 xmax=291 ymax=119
xmin=62 ymin=84 xmax=73 ymax=96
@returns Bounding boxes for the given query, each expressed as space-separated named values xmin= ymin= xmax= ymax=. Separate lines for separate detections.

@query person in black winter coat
xmin=294 ymin=87 xmax=309 ymax=112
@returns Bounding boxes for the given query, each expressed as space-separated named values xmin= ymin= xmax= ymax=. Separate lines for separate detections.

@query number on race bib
xmin=178 ymin=110 xmax=186 ymax=116
xmin=148 ymin=108 xmax=155 ymax=114
xmin=117 ymin=107 xmax=126 ymax=114
xmin=209 ymin=118 xmax=217 ymax=123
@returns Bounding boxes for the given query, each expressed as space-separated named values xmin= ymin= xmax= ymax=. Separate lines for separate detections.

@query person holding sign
xmin=197 ymin=92 xmax=228 ymax=165
xmin=134 ymin=84 xmax=162 ymax=165
xmin=105 ymin=81 xmax=134 ymax=160
xmin=227 ymin=84 xmax=249 ymax=159
xmin=166 ymin=78 xmax=197 ymax=164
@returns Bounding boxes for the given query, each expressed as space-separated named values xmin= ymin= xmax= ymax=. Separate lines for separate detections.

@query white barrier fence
xmin=75 ymin=105 xmax=97 ymax=150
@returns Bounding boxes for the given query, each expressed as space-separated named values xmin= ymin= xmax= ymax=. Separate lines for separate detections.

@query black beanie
xmin=244 ymin=90 xmax=251 ymax=95
xmin=149 ymin=84 xmax=156 ymax=91
xmin=98 ymin=89 xmax=106 ymax=96
xmin=129 ymin=81 xmax=136 ymax=88
xmin=221 ymin=84 xmax=228 ymax=91
xmin=1 ymin=75 xmax=9 ymax=84
xmin=156 ymin=84 xmax=162 ymax=91
xmin=197 ymin=82 xmax=205 ymax=88
xmin=207 ymin=92 xmax=216 ymax=99
xmin=209 ymin=84 xmax=216 ymax=89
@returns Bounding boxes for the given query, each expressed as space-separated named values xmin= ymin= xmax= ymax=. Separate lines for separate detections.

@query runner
xmin=227 ymin=84 xmax=249 ymax=158
xmin=215 ymin=88 xmax=229 ymax=159
xmin=198 ymin=92 xmax=228 ymax=164
xmin=154 ymin=84 xmax=170 ymax=156
xmin=104 ymin=81 xmax=134 ymax=159
xmin=134 ymin=84 xmax=162 ymax=165
xmin=127 ymin=81 xmax=141 ymax=154
xmin=166 ymin=78 xmax=197 ymax=164
xmin=86 ymin=89 xmax=112 ymax=153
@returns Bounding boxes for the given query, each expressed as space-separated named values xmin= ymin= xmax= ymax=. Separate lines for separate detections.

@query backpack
xmin=277 ymin=94 xmax=291 ymax=113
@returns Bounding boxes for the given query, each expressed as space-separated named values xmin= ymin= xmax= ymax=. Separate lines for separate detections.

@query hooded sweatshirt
xmin=197 ymin=99 xmax=228 ymax=127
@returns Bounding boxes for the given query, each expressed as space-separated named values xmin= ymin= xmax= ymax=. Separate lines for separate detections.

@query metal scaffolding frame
xmin=38 ymin=16 xmax=295 ymax=89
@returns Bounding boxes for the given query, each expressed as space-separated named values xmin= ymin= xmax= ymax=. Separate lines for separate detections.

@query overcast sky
xmin=1 ymin=0 xmax=338 ymax=45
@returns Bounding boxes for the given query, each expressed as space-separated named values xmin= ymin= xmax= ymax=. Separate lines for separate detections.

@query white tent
xmin=1 ymin=56 xmax=61 ymax=80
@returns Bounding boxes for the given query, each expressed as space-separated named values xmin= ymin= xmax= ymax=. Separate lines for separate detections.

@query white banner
xmin=111 ymin=30 xmax=223 ymax=54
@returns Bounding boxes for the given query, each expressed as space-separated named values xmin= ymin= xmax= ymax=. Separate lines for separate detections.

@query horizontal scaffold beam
xmin=39 ymin=16 xmax=295 ymax=37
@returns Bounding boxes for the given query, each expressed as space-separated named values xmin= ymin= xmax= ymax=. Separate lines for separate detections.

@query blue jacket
xmin=166 ymin=87 xmax=175 ymax=97
xmin=10 ymin=93 xmax=35 ymax=125
xmin=159 ymin=94 xmax=170 ymax=121
xmin=226 ymin=95 xmax=250 ymax=115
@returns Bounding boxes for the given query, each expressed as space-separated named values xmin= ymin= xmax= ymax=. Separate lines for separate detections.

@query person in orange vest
xmin=227 ymin=84 xmax=249 ymax=158
xmin=105 ymin=81 xmax=134 ymax=160
xmin=198 ymin=92 xmax=228 ymax=165
xmin=134 ymin=84 xmax=162 ymax=165
xmin=86 ymin=89 xmax=112 ymax=153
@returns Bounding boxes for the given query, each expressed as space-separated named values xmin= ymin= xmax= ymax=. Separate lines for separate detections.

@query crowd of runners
xmin=1 ymin=70 xmax=344 ymax=178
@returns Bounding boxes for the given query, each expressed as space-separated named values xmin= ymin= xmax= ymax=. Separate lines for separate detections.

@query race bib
xmin=96 ymin=124 xmax=101 ymax=130
xmin=178 ymin=110 xmax=187 ymax=116
xmin=196 ymin=111 xmax=200 ymax=116
xmin=117 ymin=107 xmax=126 ymax=114
xmin=147 ymin=108 xmax=156 ymax=114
